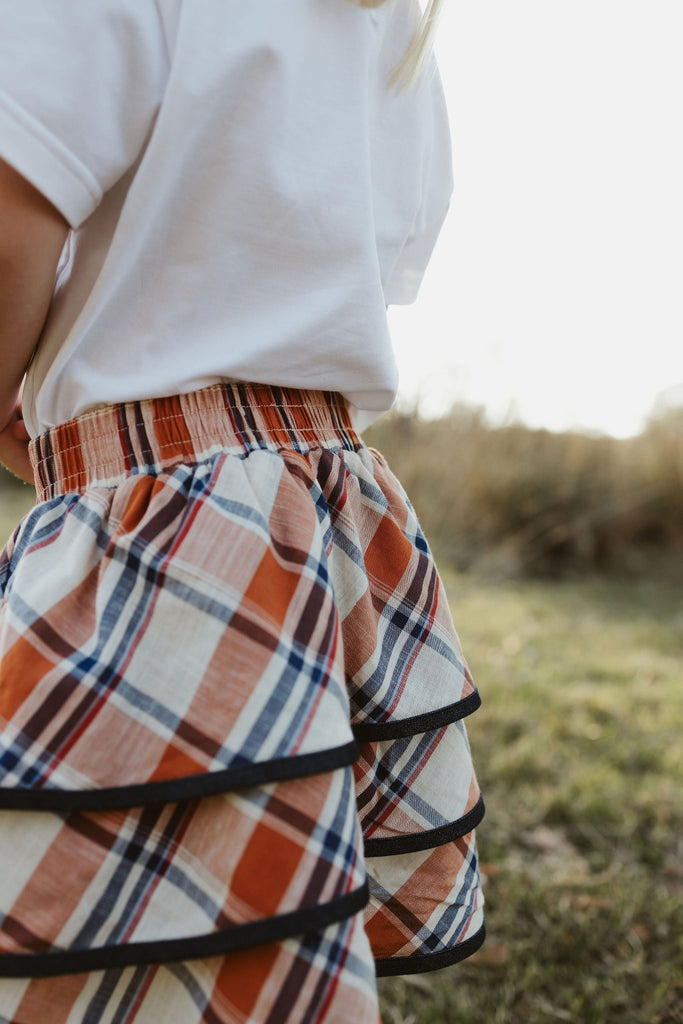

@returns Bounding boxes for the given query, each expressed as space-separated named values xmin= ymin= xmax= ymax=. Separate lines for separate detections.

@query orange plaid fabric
xmin=0 ymin=384 xmax=484 ymax=1022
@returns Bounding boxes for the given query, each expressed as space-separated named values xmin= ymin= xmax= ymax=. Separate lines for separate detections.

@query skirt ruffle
xmin=0 ymin=383 xmax=484 ymax=1023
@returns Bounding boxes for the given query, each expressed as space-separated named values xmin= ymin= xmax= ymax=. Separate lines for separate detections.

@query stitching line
xmin=35 ymin=407 xmax=355 ymax=459
xmin=35 ymin=434 xmax=364 ymax=492
xmin=37 ymin=421 xmax=354 ymax=459
xmin=38 ymin=397 xmax=346 ymax=430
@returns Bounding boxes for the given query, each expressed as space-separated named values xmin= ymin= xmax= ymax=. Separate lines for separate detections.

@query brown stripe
xmin=1 ymin=914 xmax=52 ymax=955
xmin=67 ymin=811 xmax=121 ymax=851
xmin=63 ymin=420 xmax=87 ymax=492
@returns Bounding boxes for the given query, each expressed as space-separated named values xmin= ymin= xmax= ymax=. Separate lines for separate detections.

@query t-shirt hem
xmin=384 ymin=269 xmax=424 ymax=306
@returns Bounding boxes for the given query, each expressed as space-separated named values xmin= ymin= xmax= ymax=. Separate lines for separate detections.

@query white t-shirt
xmin=0 ymin=0 xmax=453 ymax=435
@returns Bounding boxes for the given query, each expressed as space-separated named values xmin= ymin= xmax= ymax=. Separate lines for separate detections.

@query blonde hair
xmin=347 ymin=0 xmax=444 ymax=89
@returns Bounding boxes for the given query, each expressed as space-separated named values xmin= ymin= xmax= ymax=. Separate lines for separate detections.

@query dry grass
xmin=366 ymin=405 xmax=683 ymax=580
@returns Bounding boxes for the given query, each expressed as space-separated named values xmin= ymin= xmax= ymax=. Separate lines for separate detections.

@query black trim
xmin=352 ymin=689 xmax=481 ymax=742
xmin=364 ymin=795 xmax=485 ymax=857
xmin=375 ymin=922 xmax=486 ymax=976
xmin=0 ymin=741 xmax=359 ymax=813
xmin=0 ymin=882 xmax=370 ymax=979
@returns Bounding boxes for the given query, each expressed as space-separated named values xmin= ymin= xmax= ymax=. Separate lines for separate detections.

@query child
xmin=0 ymin=1 xmax=485 ymax=1021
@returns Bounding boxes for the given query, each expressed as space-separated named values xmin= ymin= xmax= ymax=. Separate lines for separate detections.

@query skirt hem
xmin=0 ymin=883 xmax=370 ymax=979
xmin=351 ymin=689 xmax=481 ymax=741
xmin=363 ymin=796 xmax=485 ymax=857
xmin=374 ymin=923 xmax=486 ymax=977
xmin=0 ymin=741 xmax=359 ymax=813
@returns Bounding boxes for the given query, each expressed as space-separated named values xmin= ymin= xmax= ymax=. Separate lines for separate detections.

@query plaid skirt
xmin=0 ymin=383 xmax=484 ymax=1023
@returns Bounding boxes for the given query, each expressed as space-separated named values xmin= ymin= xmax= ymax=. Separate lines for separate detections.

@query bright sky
xmin=389 ymin=0 xmax=683 ymax=437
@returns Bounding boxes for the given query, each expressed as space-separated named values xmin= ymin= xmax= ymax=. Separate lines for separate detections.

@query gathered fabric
xmin=0 ymin=383 xmax=484 ymax=1023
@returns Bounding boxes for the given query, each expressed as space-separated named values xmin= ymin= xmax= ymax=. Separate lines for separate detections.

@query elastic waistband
xmin=29 ymin=383 xmax=362 ymax=501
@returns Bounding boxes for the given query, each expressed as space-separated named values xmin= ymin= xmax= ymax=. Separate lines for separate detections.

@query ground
xmin=379 ymin=570 xmax=683 ymax=1024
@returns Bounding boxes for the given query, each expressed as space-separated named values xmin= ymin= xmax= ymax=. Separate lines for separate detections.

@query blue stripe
xmin=413 ymin=848 xmax=480 ymax=953
xmin=359 ymin=731 xmax=455 ymax=830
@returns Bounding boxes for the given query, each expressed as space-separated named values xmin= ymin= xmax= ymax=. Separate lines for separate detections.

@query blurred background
xmin=1 ymin=1 xmax=681 ymax=1021
xmin=376 ymin=4 xmax=683 ymax=1021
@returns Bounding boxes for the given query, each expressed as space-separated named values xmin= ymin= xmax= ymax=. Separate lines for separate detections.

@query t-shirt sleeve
xmin=0 ymin=1 xmax=168 ymax=228
xmin=383 ymin=62 xmax=454 ymax=306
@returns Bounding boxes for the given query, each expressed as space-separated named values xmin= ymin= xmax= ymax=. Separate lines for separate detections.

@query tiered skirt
xmin=0 ymin=383 xmax=484 ymax=1023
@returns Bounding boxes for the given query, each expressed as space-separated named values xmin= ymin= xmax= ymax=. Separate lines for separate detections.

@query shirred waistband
xmin=29 ymin=383 xmax=362 ymax=502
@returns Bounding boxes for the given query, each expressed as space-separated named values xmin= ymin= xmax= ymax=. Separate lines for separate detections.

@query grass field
xmin=1 ymin=495 xmax=681 ymax=1023
xmin=380 ymin=570 xmax=683 ymax=1024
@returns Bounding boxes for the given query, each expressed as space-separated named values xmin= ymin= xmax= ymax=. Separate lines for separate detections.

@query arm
xmin=0 ymin=158 xmax=69 ymax=482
